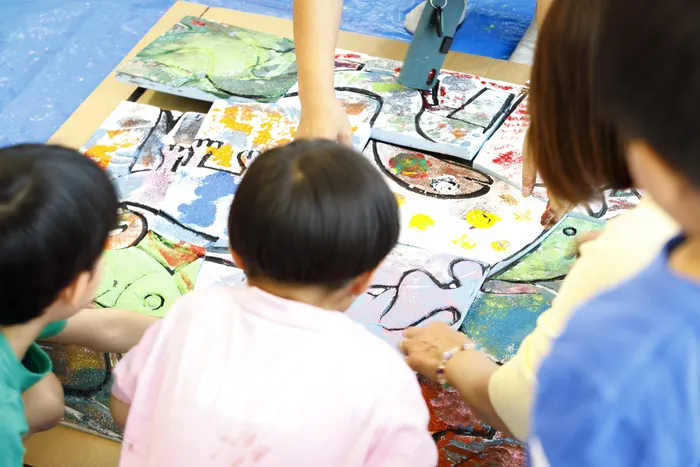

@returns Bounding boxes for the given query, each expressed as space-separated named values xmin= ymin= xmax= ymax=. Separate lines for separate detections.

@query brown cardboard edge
xmin=24 ymin=425 xmax=121 ymax=467
xmin=48 ymin=2 xmax=211 ymax=149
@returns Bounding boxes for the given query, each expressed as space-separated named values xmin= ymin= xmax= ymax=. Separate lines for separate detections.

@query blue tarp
xmin=0 ymin=0 xmax=534 ymax=146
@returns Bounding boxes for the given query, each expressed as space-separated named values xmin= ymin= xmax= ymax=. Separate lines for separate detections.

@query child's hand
xmin=295 ymin=98 xmax=353 ymax=147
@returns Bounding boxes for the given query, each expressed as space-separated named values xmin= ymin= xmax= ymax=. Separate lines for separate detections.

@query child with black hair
xmin=109 ymin=140 xmax=437 ymax=466
xmin=0 ymin=145 xmax=156 ymax=465
xmin=530 ymin=0 xmax=700 ymax=465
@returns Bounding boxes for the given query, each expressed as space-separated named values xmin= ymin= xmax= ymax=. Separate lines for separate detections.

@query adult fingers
xmin=521 ymin=137 xmax=537 ymax=197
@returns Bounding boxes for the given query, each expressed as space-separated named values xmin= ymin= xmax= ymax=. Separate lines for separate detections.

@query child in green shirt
xmin=0 ymin=144 xmax=143 ymax=465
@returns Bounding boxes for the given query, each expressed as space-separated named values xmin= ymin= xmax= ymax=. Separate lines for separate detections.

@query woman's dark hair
xmin=596 ymin=0 xmax=700 ymax=188
xmin=228 ymin=139 xmax=399 ymax=289
xmin=528 ymin=0 xmax=631 ymax=204
xmin=0 ymin=145 xmax=118 ymax=325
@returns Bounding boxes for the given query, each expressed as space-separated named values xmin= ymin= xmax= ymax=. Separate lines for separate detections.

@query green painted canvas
xmin=115 ymin=16 xmax=297 ymax=102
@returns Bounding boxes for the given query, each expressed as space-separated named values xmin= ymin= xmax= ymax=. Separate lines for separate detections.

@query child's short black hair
xmin=0 ymin=145 xmax=117 ymax=325
xmin=228 ymin=140 xmax=399 ymax=289
xmin=595 ymin=0 xmax=700 ymax=187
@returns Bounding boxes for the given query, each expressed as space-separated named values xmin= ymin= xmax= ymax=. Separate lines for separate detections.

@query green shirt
xmin=0 ymin=320 xmax=67 ymax=466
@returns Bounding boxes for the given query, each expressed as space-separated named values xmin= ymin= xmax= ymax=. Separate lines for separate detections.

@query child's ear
xmin=229 ymin=249 xmax=247 ymax=274
xmin=350 ymin=270 xmax=376 ymax=296
xmin=58 ymin=271 xmax=92 ymax=308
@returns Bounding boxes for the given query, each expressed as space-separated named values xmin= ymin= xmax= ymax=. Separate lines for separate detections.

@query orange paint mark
xmin=106 ymin=129 xmax=127 ymax=139
xmin=452 ymin=129 xmax=468 ymax=139
xmin=342 ymin=101 xmax=369 ymax=115
xmin=84 ymin=145 xmax=117 ymax=170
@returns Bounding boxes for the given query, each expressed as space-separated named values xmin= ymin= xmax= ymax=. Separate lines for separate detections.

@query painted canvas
xmin=81 ymin=101 xmax=205 ymax=207
xmin=158 ymin=97 xmax=376 ymax=247
xmin=418 ymin=375 xmax=526 ymax=466
xmin=195 ymin=252 xmax=247 ymax=290
xmin=331 ymin=53 xmax=525 ymax=160
xmin=365 ymin=141 xmax=546 ymax=265
xmin=578 ymin=188 xmax=643 ymax=220
xmin=96 ymin=203 xmax=210 ymax=318
xmin=42 ymin=343 xmax=121 ymax=440
xmin=115 ymin=16 xmax=297 ymax=103
xmin=461 ymin=213 xmax=605 ymax=362
xmin=348 ymin=244 xmax=487 ymax=348
xmin=470 ymin=97 xmax=547 ymax=200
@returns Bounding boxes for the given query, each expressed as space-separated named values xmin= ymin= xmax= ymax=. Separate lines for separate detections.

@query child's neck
xmin=669 ymin=235 xmax=700 ymax=280
xmin=248 ymin=278 xmax=352 ymax=312
xmin=0 ymin=315 xmax=52 ymax=361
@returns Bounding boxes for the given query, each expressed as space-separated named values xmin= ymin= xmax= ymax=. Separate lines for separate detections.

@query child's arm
xmin=42 ymin=308 xmax=158 ymax=353
xmin=109 ymin=318 xmax=165 ymax=431
xmin=293 ymin=0 xmax=353 ymax=145
xmin=109 ymin=394 xmax=130 ymax=430
xmin=22 ymin=373 xmax=65 ymax=436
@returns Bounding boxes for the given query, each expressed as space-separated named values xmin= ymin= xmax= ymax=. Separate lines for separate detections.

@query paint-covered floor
xmin=0 ymin=0 xmax=534 ymax=148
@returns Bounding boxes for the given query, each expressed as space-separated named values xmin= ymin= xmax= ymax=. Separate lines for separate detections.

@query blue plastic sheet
xmin=0 ymin=0 xmax=533 ymax=146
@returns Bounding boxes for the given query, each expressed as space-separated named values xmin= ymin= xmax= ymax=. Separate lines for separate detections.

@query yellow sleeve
xmin=487 ymin=196 xmax=678 ymax=441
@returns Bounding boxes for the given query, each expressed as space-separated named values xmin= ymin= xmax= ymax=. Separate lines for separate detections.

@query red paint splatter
xmin=440 ymin=87 xmax=447 ymax=97
xmin=394 ymin=67 xmax=402 ymax=73
xmin=441 ymin=100 xmax=445 ymax=104
xmin=418 ymin=375 xmax=491 ymax=436
xmin=337 ymin=53 xmax=362 ymax=59
xmin=491 ymin=150 xmax=521 ymax=166
xmin=191 ymin=20 xmax=206 ymax=26
xmin=488 ymin=82 xmax=515 ymax=91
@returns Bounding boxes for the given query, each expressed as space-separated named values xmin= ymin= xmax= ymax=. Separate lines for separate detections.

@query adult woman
xmin=400 ymin=0 xmax=678 ymax=441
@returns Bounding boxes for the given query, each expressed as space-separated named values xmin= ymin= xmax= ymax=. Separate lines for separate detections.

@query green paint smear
xmin=390 ymin=153 xmax=430 ymax=177
xmin=461 ymin=292 xmax=550 ymax=362
xmin=118 ymin=16 xmax=297 ymax=102
xmin=494 ymin=215 xmax=605 ymax=282
xmin=96 ymin=231 xmax=203 ymax=318
xmin=371 ymin=82 xmax=405 ymax=93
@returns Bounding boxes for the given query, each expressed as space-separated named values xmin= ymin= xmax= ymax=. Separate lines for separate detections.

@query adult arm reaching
xmin=293 ymin=0 xmax=353 ymax=145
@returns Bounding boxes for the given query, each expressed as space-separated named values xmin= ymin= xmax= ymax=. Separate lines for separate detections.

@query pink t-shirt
xmin=112 ymin=286 xmax=437 ymax=467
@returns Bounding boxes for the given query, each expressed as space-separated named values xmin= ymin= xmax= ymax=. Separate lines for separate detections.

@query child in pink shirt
xmin=109 ymin=140 xmax=437 ymax=467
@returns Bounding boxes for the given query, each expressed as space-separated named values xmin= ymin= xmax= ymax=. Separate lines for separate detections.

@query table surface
xmin=29 ymin=2 xmax=530 ymax=466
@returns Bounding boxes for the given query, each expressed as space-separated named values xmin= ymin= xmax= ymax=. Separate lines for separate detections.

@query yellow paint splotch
xmin=218 ymin=106 xmax=254 ymax=135
xmin=491 ymin=240 xmax=511 ymax=252
xmin=394 ymin=193 xmax=406 ymax=207
xmin=253 ymin=110 xmax=295 ymax=148
xmin=409 ymin=213 xmax=435 ymax=230
xmin=514 ymin=210 xmax=532 ymax=221
xmin=466 ymin=209 xmax=501 ymax=229
xmin=208 ymin=144 xmax=235 ymax=168
xmin=452 ymin=234 xmax=476 ymax=250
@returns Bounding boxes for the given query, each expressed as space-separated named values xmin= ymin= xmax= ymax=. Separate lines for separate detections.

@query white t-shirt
xmin=112 ymin=286 xmax=437 ymax=467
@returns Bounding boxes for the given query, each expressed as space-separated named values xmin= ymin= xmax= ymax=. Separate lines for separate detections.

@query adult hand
xmin=522 ymin=130 xmax=576 ymax=226
xmin=295 ymin=98 xmax=353 ymax=146
xmin=400 ymin=322 xmax=471 ymax=380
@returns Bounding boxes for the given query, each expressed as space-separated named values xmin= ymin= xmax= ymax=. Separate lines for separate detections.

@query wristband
xmin=436 ymin=342 xmax=481 ymax=389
